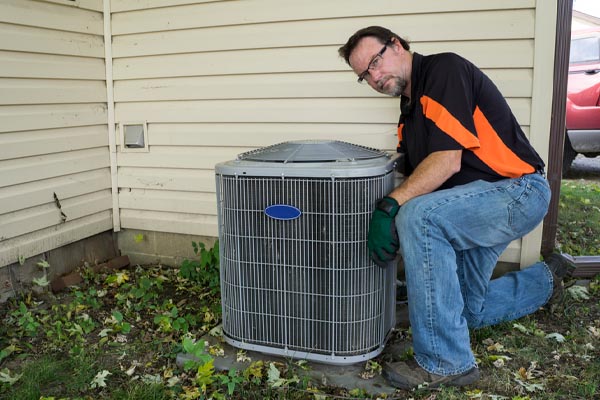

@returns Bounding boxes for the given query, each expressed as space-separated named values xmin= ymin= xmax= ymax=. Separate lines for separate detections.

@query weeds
xmin=0 ymin=239 xmax=598 ymax=399
xmin=179 ymin=241 xmax=220 ymax=295
xmin=8 ymin=302 xmax=39 ymax=336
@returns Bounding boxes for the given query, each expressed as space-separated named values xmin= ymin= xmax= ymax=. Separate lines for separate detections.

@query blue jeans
xmin=396 ymin=173 xmax=552 ymax=376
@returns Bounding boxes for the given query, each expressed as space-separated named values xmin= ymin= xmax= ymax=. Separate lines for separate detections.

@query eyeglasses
xmin=357 ymin=40 xmax=391 ymax=84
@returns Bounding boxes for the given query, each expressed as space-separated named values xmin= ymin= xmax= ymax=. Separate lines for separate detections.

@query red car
xmin=564 ymin=28 xmax=600 ymax=174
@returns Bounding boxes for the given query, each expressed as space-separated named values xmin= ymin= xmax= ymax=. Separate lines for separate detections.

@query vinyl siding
xmin=0 ymin=0 xmax=110 ymax=267
xmin=109 ymin=0 xmax=550 ymax=265
xmin=0 ymin=0 xmax=557 ymax=268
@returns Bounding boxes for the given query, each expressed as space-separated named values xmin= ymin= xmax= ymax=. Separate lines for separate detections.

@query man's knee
xmin=464 ymin=310 xmax=485 ymax=329
xmin=396 ymin=197 xmax=429 ymax=233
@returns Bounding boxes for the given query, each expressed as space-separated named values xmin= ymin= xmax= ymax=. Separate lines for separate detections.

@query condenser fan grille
xmin=237 ymin=140 xmax=387 ymax=163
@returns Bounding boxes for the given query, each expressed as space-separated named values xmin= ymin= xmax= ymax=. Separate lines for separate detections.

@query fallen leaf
xmin=487 ymin=342 xmax=505 ymax=352
xmin=141 ymin=374 xmax=161 ymax=384
xmin=98 ymin=328 xmax=113 ymax=337
xmin=567 ymin=286 xmax=590 ymax=301
xmin=90 ymin=370 xmax=111 ymax=388
xmin=545 ymin=333 xmax=566 ymax=343
xmin=125 ymin=364 xmax=137 ymax=376
xmin=513 ymin=323 xmax=529 ymax=334
xmin=167 ymin=376 xmax=180 ymax=387
xmin=209 ymin=325 xmax=223 ymax=337
xmin=0 ymin=368 xmax=22 ymax=385
xmin=584 ymin=342 xmax=595 ymax=350
xmin=267 ymin=363 xmax=282 ymax=386
xmin=236 ymin=350 xmax=251 ymax=363
xmin=514 ymin=379 xmax=544 ymax=392
xmin=465 ymin=389 xmax=483 ymax=398
xmin=32 ymin=276 xmax=50 ymax=287
xmin=518 ymin=367 xmax=530 ymax=380
xmin=359 ymin=370 xmax=376 ymax=380
xmin=488 ymin=355 xmax=512 ymax=362
xmin=493 ymin=358 xmax=505 ymax=368
xmin=208 ymin=345 xmax=224 ymax=357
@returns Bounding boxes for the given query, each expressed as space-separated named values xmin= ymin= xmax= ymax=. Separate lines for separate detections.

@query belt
xmin=535 ymin=168 xmax=546 ymax=178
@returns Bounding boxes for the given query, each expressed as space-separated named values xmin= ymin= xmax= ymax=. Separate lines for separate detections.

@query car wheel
xmin=562 ymin=134 xmax=577 ymax=176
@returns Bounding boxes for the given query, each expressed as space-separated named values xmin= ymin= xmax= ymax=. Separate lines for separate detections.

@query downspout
xmin=541 ymin=0 xmax=572 ymax=255
xmin=103 ymin=0 xmax=121 ymax=231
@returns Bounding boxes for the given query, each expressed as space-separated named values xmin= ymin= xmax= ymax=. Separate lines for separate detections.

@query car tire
xmin=562 ymin=134 xmax=577 ymax=176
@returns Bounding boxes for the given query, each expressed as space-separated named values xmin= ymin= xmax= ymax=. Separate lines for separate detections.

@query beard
xmin=376 ymin=75 xmax=407 ymax=97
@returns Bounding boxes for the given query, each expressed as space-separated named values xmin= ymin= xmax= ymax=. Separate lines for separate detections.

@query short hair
xmin=338 ymin=26 xmax=410 ymax=65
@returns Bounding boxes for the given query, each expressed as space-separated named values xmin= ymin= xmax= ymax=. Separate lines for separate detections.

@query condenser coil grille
xmin=215 ymin=141 xmax=397 ymax=364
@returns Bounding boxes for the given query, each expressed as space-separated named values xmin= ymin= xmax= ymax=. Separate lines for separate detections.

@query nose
xmin=368 ymin=68 xmax=383 ymax=85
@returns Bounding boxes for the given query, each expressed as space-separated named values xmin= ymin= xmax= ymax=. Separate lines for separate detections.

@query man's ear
xmin=389 ymin=37 xmax=401 ymax=52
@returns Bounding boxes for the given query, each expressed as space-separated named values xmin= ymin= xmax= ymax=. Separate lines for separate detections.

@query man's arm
xmin=387 ymin=149 xmax=462 ymax=206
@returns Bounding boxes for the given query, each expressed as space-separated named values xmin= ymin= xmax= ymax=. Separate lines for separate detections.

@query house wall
xmin=0 ymin=0 xmax=113 ymax=268
xmin=111 ymin=0 xmax=554 ymax=266
xmin=0 ymin=0 xmax=559 ymax=270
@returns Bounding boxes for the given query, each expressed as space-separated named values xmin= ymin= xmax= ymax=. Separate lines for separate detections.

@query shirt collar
xmin=400 ymin=52 xmax=422 ymax=115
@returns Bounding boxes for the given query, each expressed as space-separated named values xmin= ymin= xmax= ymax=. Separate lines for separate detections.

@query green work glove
xmin=367 ymin=196 xmax=400 ymax=268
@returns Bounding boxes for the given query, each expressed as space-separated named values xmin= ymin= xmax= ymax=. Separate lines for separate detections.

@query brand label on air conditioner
xmin=264 ymin=204 xmax=302 ymax=220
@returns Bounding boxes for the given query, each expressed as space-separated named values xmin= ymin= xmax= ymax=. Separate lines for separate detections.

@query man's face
xmin=348 ymin=36 xmax=409 ymax=97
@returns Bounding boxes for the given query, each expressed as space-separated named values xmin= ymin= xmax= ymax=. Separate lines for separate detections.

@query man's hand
xmin=368 ymin=197 xmax=400 ymax=268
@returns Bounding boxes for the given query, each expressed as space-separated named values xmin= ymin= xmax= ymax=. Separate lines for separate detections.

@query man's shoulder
xmin=418 ymin=52 xmax=479 ymax=84
xmin=422 ymin=52 xmax=471 ymax=71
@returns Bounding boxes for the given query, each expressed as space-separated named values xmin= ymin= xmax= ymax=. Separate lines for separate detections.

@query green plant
xmin=71 ymin=286 xmax=103 ymax=310
xmin=105 ymin=271 xmax=130 ymax=287
xmin=181 ymin=337 xmax=216 ymax=395
xmin=109 ymin=310 xmax=131 ymax=334
xmin=0 ymin=345 xmax=17 ymax=364
xmin=1 ymin=256 xmax=596 ymax=399
xmin=153 ymin=303 xmax=196 ymax=334
xmin=10 ymin=302 xmax=40 ymax=337
xmin=32 ymin=259 xmax=51 ymax=288
xmin=181 ymin=337 xmax=212 ymax=370
xmin=217 ymin=368 xmax=244 ymax=397
xmin=179 ymin=241 xmax=220 ymax=294
xmin=114 ymin=275 xmax=162 ymax=313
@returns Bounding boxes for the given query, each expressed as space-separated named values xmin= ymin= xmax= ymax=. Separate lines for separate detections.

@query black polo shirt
xmin=397 ymin=52 xmax=544 ymax=190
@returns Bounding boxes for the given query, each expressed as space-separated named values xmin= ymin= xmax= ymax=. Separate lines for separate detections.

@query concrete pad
xmin=177 ymin=304 xmax=412 ymax=396
xmin=177 ymin=334 xmax=399 ymax=396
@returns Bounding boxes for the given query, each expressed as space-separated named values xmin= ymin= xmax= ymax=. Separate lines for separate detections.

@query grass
xmin=556 ymin=179 xmax=600 ymax=255
xmin=5 ymin=353 xmax=99 ymax=400
xmin=1 ymin=183 xmax=599 ymax=399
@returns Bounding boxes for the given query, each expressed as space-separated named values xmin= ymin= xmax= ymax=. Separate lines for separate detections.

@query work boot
xmin=545 ymin=253 xmax=574 ymax=279
xmin=544 ymin=253 xmax=575 ymax=305
xmin=382 ymin=359 xmax=480 ymax=390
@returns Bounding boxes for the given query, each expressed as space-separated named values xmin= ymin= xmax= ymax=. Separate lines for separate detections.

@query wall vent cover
xmin=215 ymin=140 xmax=397 ymax=364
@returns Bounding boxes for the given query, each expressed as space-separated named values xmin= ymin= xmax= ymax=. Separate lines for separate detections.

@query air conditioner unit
xmin=215 ymin=140 xmax=397 ymax=365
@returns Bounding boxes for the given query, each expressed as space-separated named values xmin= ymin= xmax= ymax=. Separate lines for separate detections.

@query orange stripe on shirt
xmin=472 ymin=107 xmax=535 ymax=177
xmin=420 ymin=96 xmax=480 ymax=150
xmin=397 ymin=123 xmax=404 ymax=144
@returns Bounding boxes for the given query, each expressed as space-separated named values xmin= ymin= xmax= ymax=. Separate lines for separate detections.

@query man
xmin=338 ymin=26 xmax=569 ymax=390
